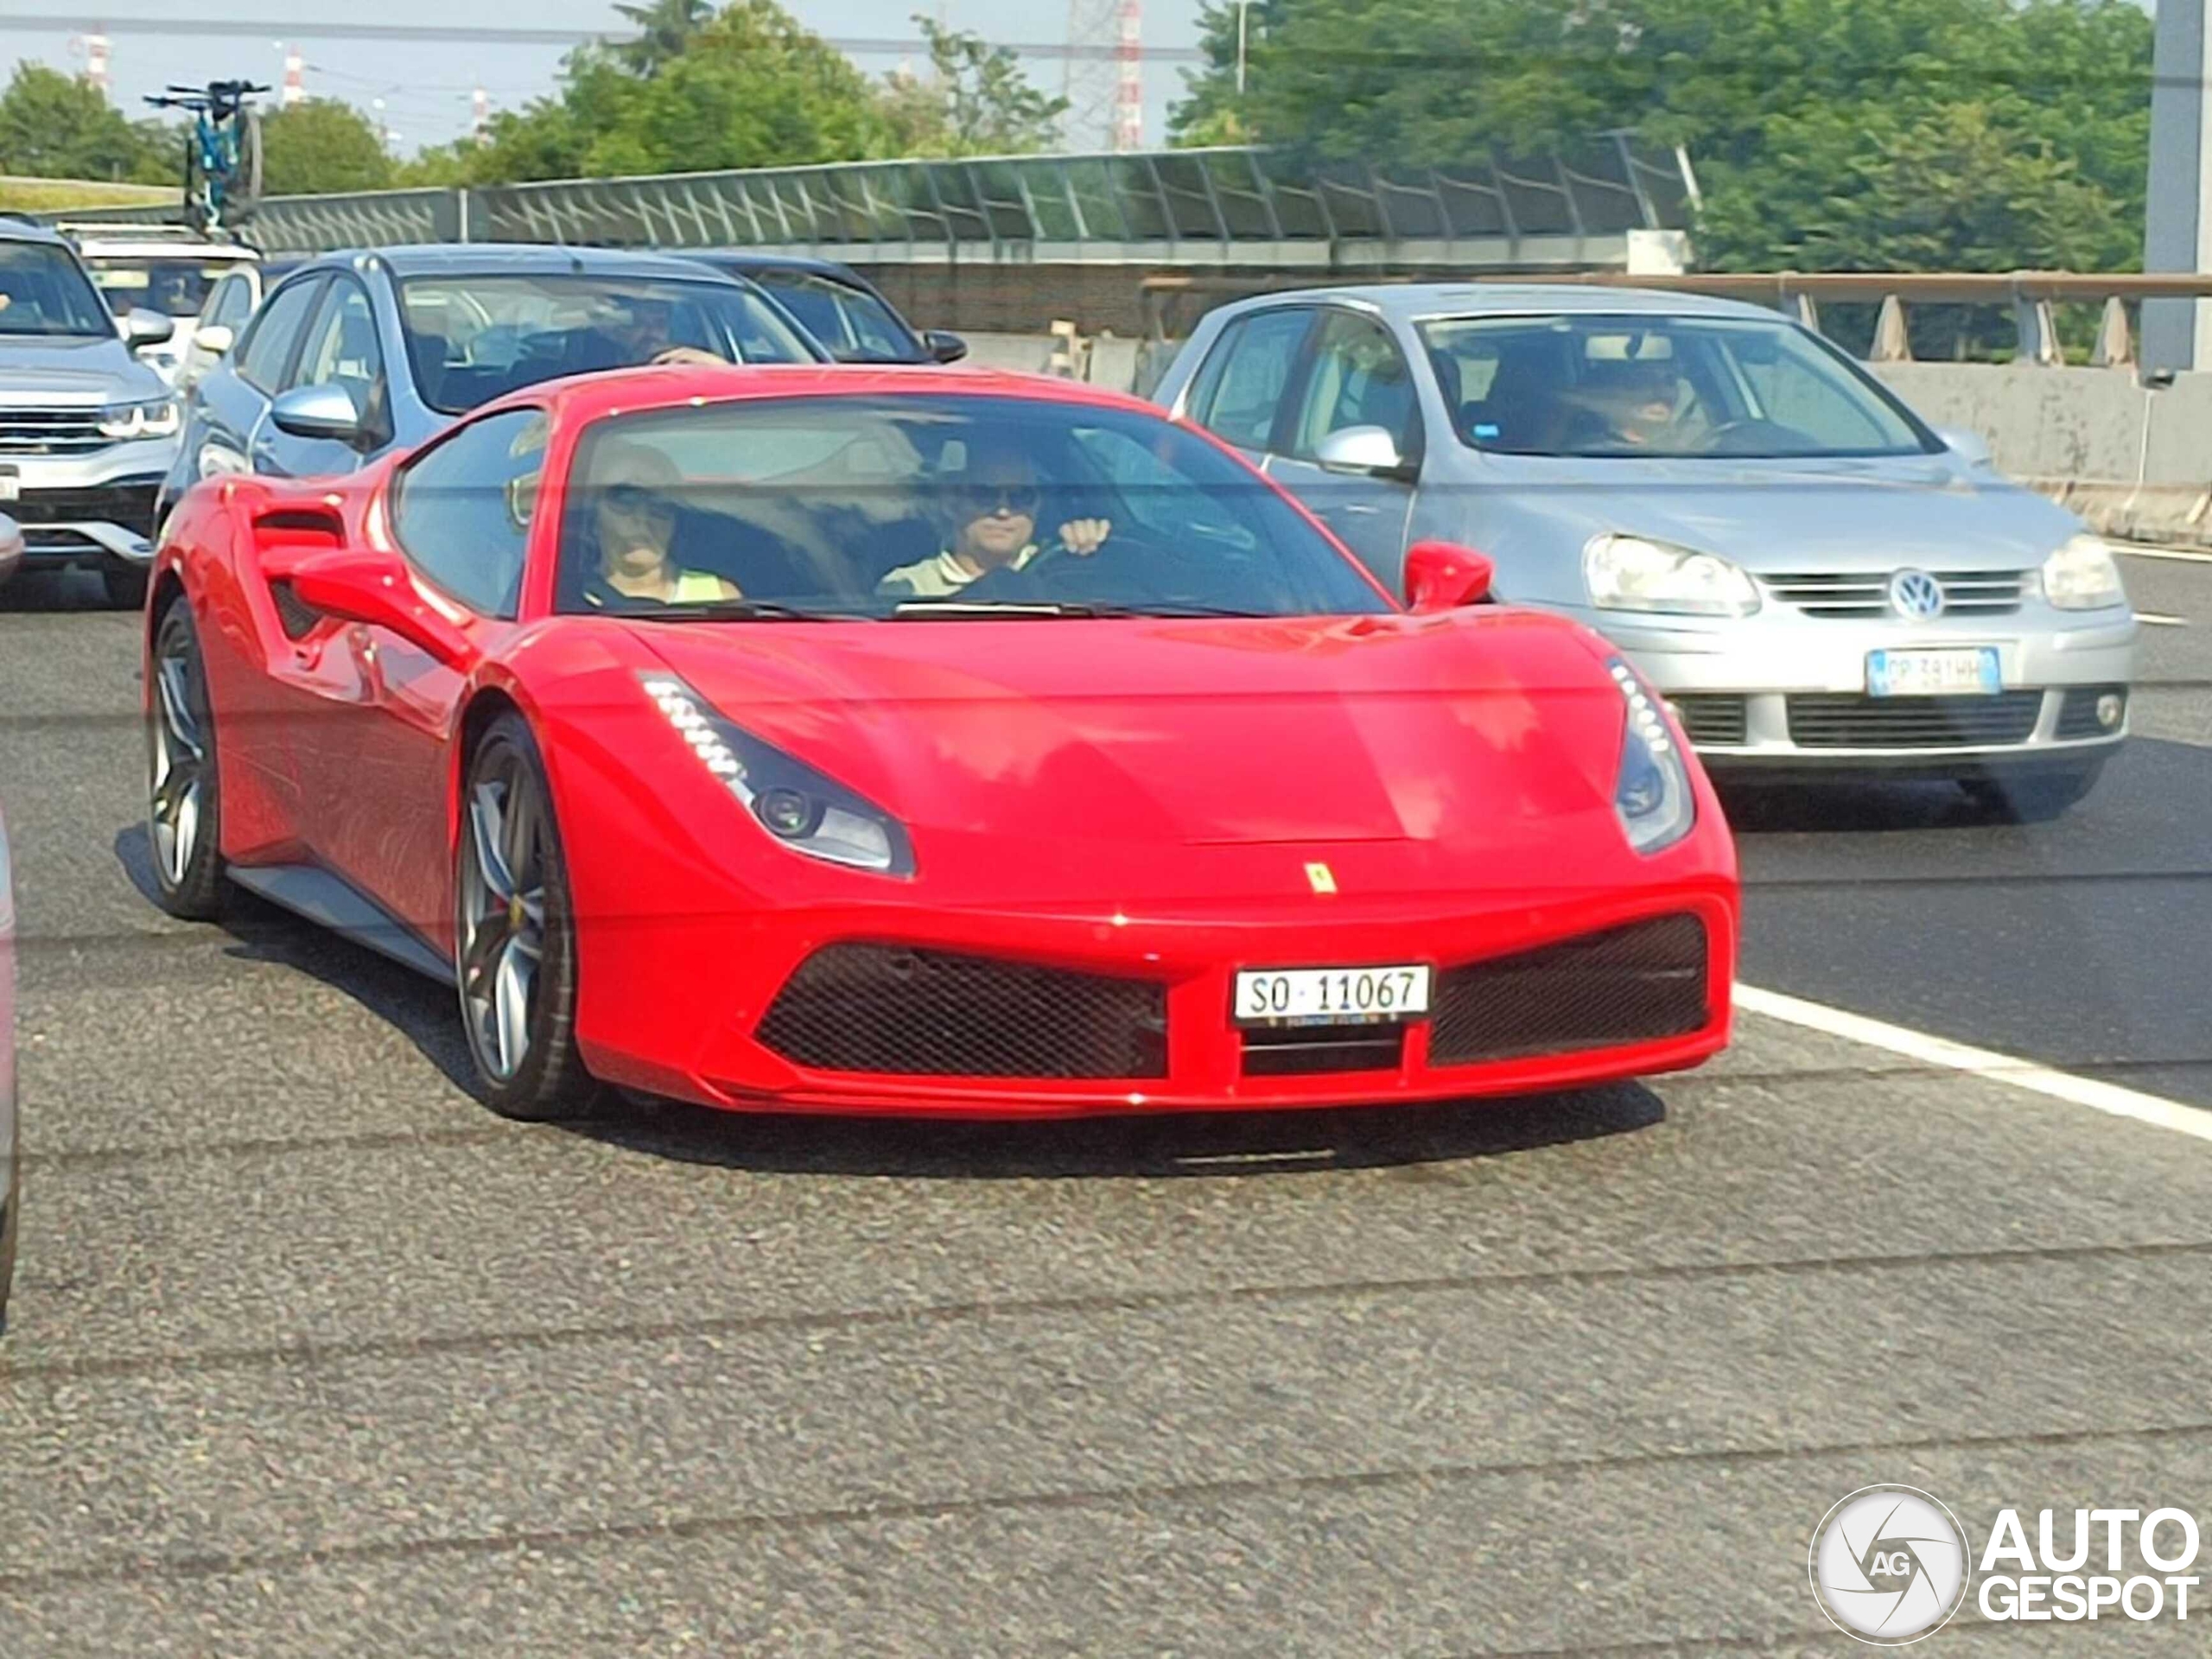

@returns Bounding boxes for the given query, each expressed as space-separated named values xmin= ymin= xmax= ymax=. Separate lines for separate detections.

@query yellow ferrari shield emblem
xmin=1304 ymin=861 xmax=1337 ymax=894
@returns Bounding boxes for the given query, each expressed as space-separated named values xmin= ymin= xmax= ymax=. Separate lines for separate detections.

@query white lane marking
xmin=1735 ymin=982 xmax=2212 ymax=1144
xmin=2115 ymin=547 xmax=2212 ymax=565
xmin=2136 ymin=613 xmax=2190 ymax=627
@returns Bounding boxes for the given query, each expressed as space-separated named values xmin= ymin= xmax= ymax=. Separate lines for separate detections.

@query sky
xmin=0 ymin=0 xmax=1211 ymax=156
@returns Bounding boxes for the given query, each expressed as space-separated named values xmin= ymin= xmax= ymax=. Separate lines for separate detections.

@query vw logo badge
xmin=1889 ymin=569 xmax=1945 ymax=620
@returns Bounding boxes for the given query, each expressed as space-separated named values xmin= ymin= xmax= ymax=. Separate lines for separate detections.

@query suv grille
xmin=1786 ymin=692 xmax=2042 ymax=748
xmin=1763 ymin=569 xmax=2026 ymax=618
xmin=15 ymin=480 xmax=161 ymax=537
xmin=1428 ymin=914 xmax=1709 ymax=1066
xmin=756 ymin=944 xmax=1167 ymax=1078
xmin=0 ymin=408 xmax=110 ymax=456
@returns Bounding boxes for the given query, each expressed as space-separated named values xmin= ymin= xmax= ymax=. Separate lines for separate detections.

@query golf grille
xmin=1785 ymin=692 xmax=2042 ymax=749
xmin=2056 ymin=685 xmax=2126 ymax=741
xmin=756 ymin=944 xmax=1167 ymax=1078
xmin=1428 ymin=913 xmax=1709 ymax=1066
xmin=1669 ymin=695 xmax=1748 ymax=747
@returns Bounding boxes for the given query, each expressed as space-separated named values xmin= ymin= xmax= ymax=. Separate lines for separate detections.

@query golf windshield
xmin=1420 ymin=313 xmax=1939 ymax=459
xmin=555 ymin=393 xmax=1390 ymax=620
xmin=0 ymin=243 xmax=120 ymax=337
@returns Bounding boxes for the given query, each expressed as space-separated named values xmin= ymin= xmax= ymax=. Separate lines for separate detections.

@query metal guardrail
xmin=1140 ymin=270 xmax=2212 ymax=366
xmin=48 ymin=139 xmax=1699 ymax=267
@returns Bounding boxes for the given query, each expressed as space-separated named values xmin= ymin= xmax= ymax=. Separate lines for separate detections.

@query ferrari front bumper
xmin=574 ymin=883 xmax=1738 ymax=1119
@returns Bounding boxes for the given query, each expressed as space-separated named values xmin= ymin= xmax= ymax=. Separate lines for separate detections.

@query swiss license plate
xmin=1234 ymin=964 xmax=1432 ymax=1027
xmin=1867 ymin=647 xmax=2000 ymax=697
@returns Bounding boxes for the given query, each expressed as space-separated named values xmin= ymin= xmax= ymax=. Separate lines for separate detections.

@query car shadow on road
xmin=1718 ymin=779 xmax=2005 ymax=834
xmin=574 ymin=1077 xmax=1667 ymax=1182
xmin=113 ymin=823 xmax=482 ymax=1093
xmin=0 ymin=569 xmax=117 ymax=614
xmin=112 ymin=826 xmax=1667 ymax=1179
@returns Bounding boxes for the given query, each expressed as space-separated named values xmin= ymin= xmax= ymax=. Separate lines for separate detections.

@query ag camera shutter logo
xmin=1809 ymin=1485 xmax=1970 ymax=1644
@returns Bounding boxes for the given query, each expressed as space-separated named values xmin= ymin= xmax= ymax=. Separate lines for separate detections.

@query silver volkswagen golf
xmin=1150 ymin=285 xmax=2138 ymax=816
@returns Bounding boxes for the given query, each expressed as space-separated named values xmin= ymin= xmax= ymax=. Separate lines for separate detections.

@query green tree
xmin=259 ymin=99 xmax=395 ymax=196
xmin=0 ymin=62 xmax=173 ymax=183
xmin=877 ymin=16 xmax=1067 ymax=156
xmin=1168 ymin=0 xmax=2153 ymax=273
xmin=458 ymin=0 xmax=890 ymax=181
xmin=613 ymin=0 xmax=715 ymax=76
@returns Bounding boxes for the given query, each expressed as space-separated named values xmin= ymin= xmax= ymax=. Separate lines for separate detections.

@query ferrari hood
xmin=621 ymin=611 xmax=1633 ymax=863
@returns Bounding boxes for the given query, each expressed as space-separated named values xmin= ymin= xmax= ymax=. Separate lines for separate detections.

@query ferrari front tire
xmin=147 ymin=596 xmax=226 ymax=919
xmin=455 ymin=712 xmax=600 ymax=1121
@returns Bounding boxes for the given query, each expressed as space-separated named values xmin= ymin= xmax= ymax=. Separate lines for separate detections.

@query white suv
xmin=62 ymin=223 xmax=258 ymax=388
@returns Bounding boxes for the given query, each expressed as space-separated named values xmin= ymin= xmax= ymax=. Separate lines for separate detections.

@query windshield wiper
xmin=620 ymin=599 xmax=859 ymax=623
xmin=891 ymin=600 xmax=1273 ymax=620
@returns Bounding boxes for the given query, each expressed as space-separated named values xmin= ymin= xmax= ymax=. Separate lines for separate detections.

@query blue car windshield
xmin=554 ymin=393 xmax=1391 ymax=620
xmin=0 ymin=243 xmax=118 ymax=337
xmin=1419 ymin=313 xmax=1939 ymax=459
xmin=397 ymin=273 xmax=823 ymax=415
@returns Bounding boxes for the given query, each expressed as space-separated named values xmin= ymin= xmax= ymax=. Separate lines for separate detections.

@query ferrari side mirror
xmin=1403 ymin=540 xmax=1495 ymax=612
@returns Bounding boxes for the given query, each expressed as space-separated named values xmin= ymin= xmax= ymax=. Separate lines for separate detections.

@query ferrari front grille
xmin=1241 ymin=1022 xmax=1405 ymax=1077
xmin=757 ymin=944 xmax=1168 ymax=1078
xmin=1428 ymin=913 xmax=1709 ymax=1066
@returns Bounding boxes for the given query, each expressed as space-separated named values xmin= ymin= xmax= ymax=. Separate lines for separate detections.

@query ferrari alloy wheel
xmin=455 ymin=713 xmax=598 ymax=1120
xmin=147 ymin=597 xmax=226 ymax=919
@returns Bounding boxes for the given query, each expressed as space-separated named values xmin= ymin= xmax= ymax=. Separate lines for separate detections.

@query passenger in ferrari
xmin=875 ymin=438 xmax=1113 ymax=600
xmin=577 ymin=441 xmax=746 ymax=607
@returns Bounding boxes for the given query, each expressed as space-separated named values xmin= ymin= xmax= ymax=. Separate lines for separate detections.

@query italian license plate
xmin=1234 ymin=964 xmax=1431 ymax=1027
xmin=1866 ymin=647 xmax=2000 ymax=697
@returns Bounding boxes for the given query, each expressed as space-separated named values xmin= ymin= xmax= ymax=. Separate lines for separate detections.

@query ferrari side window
xmin=391 ymin=408 xmax=548 ymax=620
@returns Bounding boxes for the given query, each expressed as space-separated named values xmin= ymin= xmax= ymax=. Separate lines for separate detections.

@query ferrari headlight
xmin=640 ymin=674 xmax=914 ymax=876
xmin=1584 ymin=533 xmax=1760 ymax=617
xmin=98 ymin=397 xmax=181 ymax=440
xmin=1608 ymin=658 xmax=1695 ymax=855
xmin=2041 ymin=533 xmax=2126 ymax=612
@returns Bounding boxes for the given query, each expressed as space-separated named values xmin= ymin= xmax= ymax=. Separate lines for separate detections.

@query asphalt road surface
xmin=2 ymin=556 xmax=2209 ymax=1655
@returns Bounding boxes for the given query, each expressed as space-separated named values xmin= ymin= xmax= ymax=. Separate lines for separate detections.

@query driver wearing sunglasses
xmin=876 ymin=442 xmax=1111 ymax=600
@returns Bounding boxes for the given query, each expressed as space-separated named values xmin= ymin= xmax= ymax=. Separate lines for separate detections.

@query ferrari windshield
xmin=1419 ymin=313 xmax=1937 ymax=459
xmin=397 ymin=273 xmax=821 ymax=415
xmin=555 ymin=393 xmax=1389 ymax=620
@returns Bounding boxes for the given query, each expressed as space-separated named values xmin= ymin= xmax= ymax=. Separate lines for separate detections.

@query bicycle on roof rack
xmin=144 ymin=80 xmax=267 ymax=237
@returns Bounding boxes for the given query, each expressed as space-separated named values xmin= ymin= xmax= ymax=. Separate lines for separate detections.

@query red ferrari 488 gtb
xmin=146 ymin=366 xmax=1737 ymax=1120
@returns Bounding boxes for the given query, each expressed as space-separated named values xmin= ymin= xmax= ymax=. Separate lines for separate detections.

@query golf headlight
xmin=1607 ymin=658 xmax=1695 ymax=854
xmin=98 ymin=397 xmax=181 ymax=440
xmin=640 ymin=674 xmax=914 ymax=876
xmin=1584 ymin=533 xmax=1760 ymax=616
xmin=2041 ymin=534 xmax=2126 ymax=611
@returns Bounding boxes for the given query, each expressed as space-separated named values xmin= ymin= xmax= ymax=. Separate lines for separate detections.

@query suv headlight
xmin=98 ymin=397 xmax=181 ymax=440
xmin=2041 ymin=533 xmax=2126 ymax=612
xmin=1607 ymin=658 xmax=1695 ymax=854
xmin=1584 ymin=533 xmax=1760 ymax=617
xmin=640 ymin=674 xmax=914 ymax=876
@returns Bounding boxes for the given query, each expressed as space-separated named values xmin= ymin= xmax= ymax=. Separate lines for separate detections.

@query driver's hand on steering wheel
xmin=1058 ymin=518 xmax=1112 ymax=556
